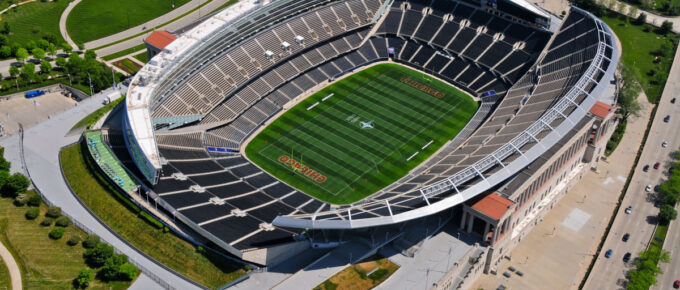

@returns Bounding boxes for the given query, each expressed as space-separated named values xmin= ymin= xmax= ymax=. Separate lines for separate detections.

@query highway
xmin=584 ymin=43 xmax=680 ymax=289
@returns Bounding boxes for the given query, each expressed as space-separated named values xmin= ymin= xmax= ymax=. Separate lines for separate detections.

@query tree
xmin=84 ymin=50 xmax=96 ymax=60
xmin=32 ymin=48 xmax=45 ymax=60
xmin=99 ymin=254 xmax=127 ymax=281
xmin=40 ymin=60 xmax=51 ymax=75
xmin=20 ymin=62 xmax=36 ymax=83
xmin=659 ymin=204 xmax=677 ymax=224
xmin=8 ymin=65 xmax=19 ymax=79
xmin=118 ymin=264 xmax=138 ymax=280
xmin=0 ymin=34 xmax=8 ymax=47
xmin=15 ymin=47 xmax=28 ymax=62
xmin=2 ymin=173 xmax=29 ymax=197
xmin=629 ymin=6 xmax=639 ymax=20
xmin=25 ymin=40 xmax=36 ymax=51
xmin=0 ymin=45 xmax=10 ymax=58
xmin=49 ymin=227 xmax=65 ymax=239
xmin=37 ymin=39 xmax=49 ymax=50
xmin=61 ymin=42 xmax=72 ymax=54
xmin=0 ymin=170 xmax=9 ymax=190
xmin=84 ymin=242 xmax=113 ymax=268
xmin=617 ymin=2 xmax=626 ymax=13
xmin=3 ymin=22 xmax=10 ymax=35
xmin=55 ymin=56 xmax=66 ymax=68
xmin=46 ymin=43 xmax=57 ymax=58
xmin=617 ymin=66 xmax=642 ymax=121
xmin=660 ymin=20 xmax=674 ymax=34
xmin=73 ymin=269 xmax=92 ymax=289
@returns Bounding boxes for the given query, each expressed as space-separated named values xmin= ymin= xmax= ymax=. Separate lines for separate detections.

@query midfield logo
xmin=400 ymin=76 xmax=445 ymax=98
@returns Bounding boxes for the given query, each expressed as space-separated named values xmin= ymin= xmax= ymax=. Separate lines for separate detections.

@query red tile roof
xmin=589 ymin=101 xmax=613 ymax=119
xmin=145 ymin=30 xmax=177 ymax=50
xmin=471 ymin=193 xmax=515 ymax=220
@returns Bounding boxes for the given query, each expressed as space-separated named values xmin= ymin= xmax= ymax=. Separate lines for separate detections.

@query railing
xmin=274 ymin=7 xmax=619 ymax=228
xmin=17 ymin=125 xmax=195 ymax=290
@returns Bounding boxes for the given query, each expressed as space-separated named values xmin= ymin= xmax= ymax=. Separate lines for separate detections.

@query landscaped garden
xmin=314 ymin=254 xmax=399 ymax=290
xmin=60 ymin=142 xmax=247 ymax=289
xmin=601 ymin=13 xmax=679 ymax=103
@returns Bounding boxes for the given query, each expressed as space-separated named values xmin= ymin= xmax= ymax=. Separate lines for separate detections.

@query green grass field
xmin=246 ymin=63 xmax=477 ymax=204
xmin=66 ymin=0 xmax=191 ymax=44
xmin=0 ymin=193 xmax=130 ymax=289
xmin=602 ymin=14 xmax=679 ymax=103
xmin=1 ymin=1 xmax=68 ymax=46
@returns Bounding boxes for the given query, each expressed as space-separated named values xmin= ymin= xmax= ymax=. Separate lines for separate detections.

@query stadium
xmin=118 ymin=0 xmax=619 ymax=276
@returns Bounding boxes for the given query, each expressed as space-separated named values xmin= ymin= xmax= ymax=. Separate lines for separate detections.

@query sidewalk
xmin=471 ymin=91 xmax=654 ymax=290
xmin=0 ymin=241 xmax=22 ymax=290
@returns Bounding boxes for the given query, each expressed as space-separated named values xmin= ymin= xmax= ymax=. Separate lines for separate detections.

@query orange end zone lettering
xmin=278 ymin=155 xmax=326 ymax=183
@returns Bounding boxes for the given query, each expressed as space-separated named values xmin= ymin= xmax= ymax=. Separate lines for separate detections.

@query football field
xmin=245 ymin=63 xmax=478 ymax=204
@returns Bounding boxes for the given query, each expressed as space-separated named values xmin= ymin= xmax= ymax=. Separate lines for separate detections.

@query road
xmin=0 ymin=240 xmax=21 ymax=290
xmin=0 ymin=87 xmax=198 ymax=290
xmin=658 ymin=217 xmax=680 ymax=289
xmin=583 ymin=35 xmax=680 ymax=289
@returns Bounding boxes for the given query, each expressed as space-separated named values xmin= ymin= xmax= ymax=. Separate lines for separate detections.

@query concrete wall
xmin=241 ymin=239 xmax=310 ymax=266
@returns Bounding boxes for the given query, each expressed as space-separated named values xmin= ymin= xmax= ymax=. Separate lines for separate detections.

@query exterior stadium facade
xmin=120 ymin=0 xmax=618 ymax=280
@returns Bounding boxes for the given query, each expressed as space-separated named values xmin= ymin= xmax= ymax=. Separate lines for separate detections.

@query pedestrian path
xmin=0 ymin=241 xmax=22 ymax=290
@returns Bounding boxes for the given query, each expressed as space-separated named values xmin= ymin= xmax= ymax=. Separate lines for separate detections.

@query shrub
xmin=40 ymin=217 xmax=54 ymax=227
xmin=55 ymin=216 xmax=70 ymax=227
xmin=46 ymin=206 xmax=61 ymax=218
xmin=25 ymin=207 xmax=39 ymax=220
xmin=84 ymin=242 xmax=113 ymax=268
xmin=49 ymin=227 xmax=66 ymax=239
xmin=67 ymin=235 xmax=81 ymax=246
xmin=27 ymin=193 xmax=42 ymax=206
xmin=82 ymin=234 xmax=99 ymax=249
xmin=13 ymin=194 xmax=26 ymax=206
xmin=2 ymin=173 xmax=30 ymax=197
xmin=73 ymin=269 xmax=92 ymax=289
xmin=118 ymin=264 xmax=139 ymax=280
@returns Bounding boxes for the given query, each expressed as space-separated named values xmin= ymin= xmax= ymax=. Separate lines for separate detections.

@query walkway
xmin=0 ymin=87 xmax=199 ymax=290
xmin=59 ymin=0 xmax=81 ymax=49
xmin=0 ymin=241 xmax=21 ymax=290
xmin=612 ymin=2 xmax=680 ymax=33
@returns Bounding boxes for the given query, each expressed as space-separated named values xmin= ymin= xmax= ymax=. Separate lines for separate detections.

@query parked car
xmin=663 ymin=141 xmax=669 ymax=148
xmin=623 ymin=233 xmax=630 ymax=242
xmin=665 ymin=115 xmax=671 ymax=122
xmin=674 ymin=280 xmax=680 ymax=289
xmin=672 ymin=97 xmax=677 ymax=104
xmin=623 ymin=252 xmax=631 ymax=263
xmin=646 ymin=185 xmax=653 ymax=192
xmin=605 ymin=249 xmax=613 ymax=258
xmin=654 ymin=162 xmax=661 ymax=169
xmin=643 ymin=165 xmax=650 ymax=172
xmin=625 ymin=206 xmax=632 ymax=214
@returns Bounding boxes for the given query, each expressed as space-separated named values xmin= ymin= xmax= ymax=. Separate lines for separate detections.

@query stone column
xmin=467 ymin=214 xmax=474 ymax=233
xmin=483 ymin=222 xmax=491 ymax=243
xmin=460 ymin=209 xmax=467 ymax=230
xmin=491 ymin=224 xmax=500 ymax=245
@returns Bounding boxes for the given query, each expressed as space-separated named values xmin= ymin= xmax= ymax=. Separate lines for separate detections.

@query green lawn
xmin=66 ymin=0 xmax=191 ymax=44
xmin=134 ymin=52 xmax=148 ymax=64
xmin=0 ymin=193 xmax=130 ymax=289
xmin=60 ymin=143 xmax=247 ymax=289
xmin=245 ymin=63 xmax=478 ymax=204
xmin=602 ymin=14 xmax=679 ymax=103
xmin=0 ymin=1 xmax=68 ymax=46
xmin=71 ymin=97 xmax=125 ymax=131
xmin=102 ymin=43 xmax=147 ymax=61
